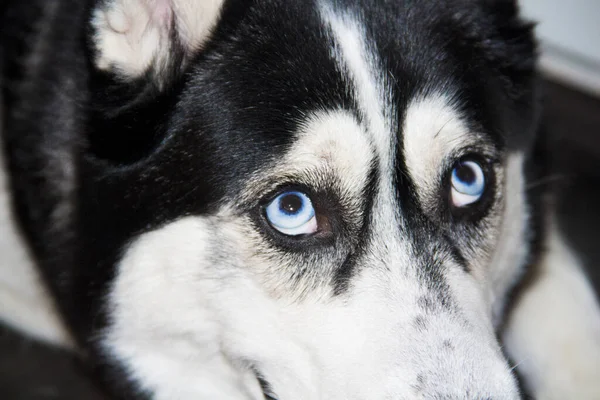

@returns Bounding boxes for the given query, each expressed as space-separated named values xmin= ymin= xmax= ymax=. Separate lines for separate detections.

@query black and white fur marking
xmin=1 ymin=0 xmax=599 ymax=399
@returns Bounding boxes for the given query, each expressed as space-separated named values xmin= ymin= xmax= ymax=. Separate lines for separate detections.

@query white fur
xmin=292 ymin=111 xmax=373 ymax=185
xmin=92 ymin=0 xmax=224 ymax=83
xmin=403 ymin=95 xmax=480 ymax=198
xmin=503 ymin=222 xmax=600 ymax=400
xmin=401 ymin=94 xmax=498 ymax=219
xmin=249 ymin=110 xmax=374 ymax=199
xmin=320 ymin=6 xmax=409 ymax=272
xmin=105 ymin=215 xmax=519 ymax=399
xmin=487 ymin=153 xmax=529 ymax=323
xmin=0 ymin=132 xmax=73 ymax=347
xmin=102 ymin=218 xmax=267 ymax=399
xmin=321 ymin=7 xmax=395 ymax=175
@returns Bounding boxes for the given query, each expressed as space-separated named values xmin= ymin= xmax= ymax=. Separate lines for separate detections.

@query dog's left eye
xmin=450 ymin=160 xmax=486 ymax=207
xmin=265 ymin=191 xmax=318 ymax=236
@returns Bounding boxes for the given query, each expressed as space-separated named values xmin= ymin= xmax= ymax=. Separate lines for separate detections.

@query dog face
xmin=76 ymin=0 xmax=538 ymax=398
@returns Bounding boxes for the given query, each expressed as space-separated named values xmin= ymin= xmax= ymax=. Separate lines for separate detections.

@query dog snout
xmin=265 ymin=314 xmax=521 ymax=400
xmin=381 ymin=317 xmax=521 ymax=400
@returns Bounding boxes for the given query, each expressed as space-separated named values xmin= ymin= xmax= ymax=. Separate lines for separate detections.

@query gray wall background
xmin=522 ymin=0 xmax=600 ymax=96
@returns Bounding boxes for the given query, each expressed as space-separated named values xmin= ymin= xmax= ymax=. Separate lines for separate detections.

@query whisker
xmin=434 ymin=117 xmax=454 ymax=138
xmin=509 ymin=357 xmax=530 ymax=372
xmin=526 ymin=174 xmax=568 ymax=190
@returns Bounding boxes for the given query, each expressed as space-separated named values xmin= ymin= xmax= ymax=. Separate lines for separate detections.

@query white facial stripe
xmin=320 ymin=7 xmax=395 ymax=177
xmin=403 ymin=94 xmax=484 ymax=201
xmin=319 ymin=6 xmax=405 ymax=261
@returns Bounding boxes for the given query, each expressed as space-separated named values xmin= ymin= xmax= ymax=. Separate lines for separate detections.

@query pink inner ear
xmin=148 ymin=0 xmax=174 ymax=28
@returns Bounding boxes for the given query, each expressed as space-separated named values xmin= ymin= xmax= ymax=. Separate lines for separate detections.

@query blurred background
xmin=1 ymin=2 xmax=600 ymax=399
xmin=521 ymin=0 xmax=600 ymax=291
xmin=523 ymin=0 xmax=600 ymax=97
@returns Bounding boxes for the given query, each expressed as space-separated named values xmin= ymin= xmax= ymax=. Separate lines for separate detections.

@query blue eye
xmin=265 ymin=191 xmax=317 ymax=236
xmin=450 ymin=160 xmax=485 ymax=207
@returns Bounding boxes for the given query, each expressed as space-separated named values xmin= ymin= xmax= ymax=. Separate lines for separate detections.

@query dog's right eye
xmin=264 ymin=191 xmax=318 ymax=236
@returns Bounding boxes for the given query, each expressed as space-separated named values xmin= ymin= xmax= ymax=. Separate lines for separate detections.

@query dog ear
xmin=452 ymin=0 xmax=537 ymax=83
xmin=483 ymin=0 xmax=537 ymax=78
xmin=480 ymin=0 xmax=521 ymax=18
xmin=91 ymin=0 xmax=225 ymax=88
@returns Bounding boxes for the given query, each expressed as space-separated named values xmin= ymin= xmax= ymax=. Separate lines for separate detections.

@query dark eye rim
xmin=443 ymin=153 xmax=497 ymax=221
xmin=253 ymin=183 xmax=338 ymax=250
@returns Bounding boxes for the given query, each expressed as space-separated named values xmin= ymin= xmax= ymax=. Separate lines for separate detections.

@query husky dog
xmin=1 ymin=0 xmax=599 ymax=399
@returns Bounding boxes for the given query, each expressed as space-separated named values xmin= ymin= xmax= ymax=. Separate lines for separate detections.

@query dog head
xmin=77 ymin=0 xmax=539 ymax=398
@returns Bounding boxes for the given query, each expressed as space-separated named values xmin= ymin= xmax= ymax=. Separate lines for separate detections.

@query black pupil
xmin=455 ymin=163 xmax=476 ymax=184
xmin=280 ymin=194 xmax=303 ymax=214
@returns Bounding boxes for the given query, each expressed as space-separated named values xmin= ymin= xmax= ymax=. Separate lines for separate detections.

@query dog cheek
xmin=99 ymin=216 xmax=266 ymax=399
